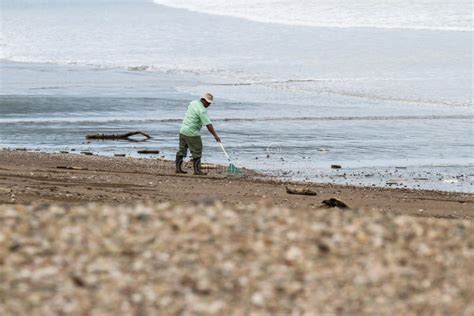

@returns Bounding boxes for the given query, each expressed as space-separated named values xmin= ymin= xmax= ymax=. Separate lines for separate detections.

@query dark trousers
xmin=177 ymin=134 xmax=203 ymax=159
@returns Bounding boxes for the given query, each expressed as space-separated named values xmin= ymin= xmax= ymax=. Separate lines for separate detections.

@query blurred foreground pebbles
xmin=1 ymin=202 xmax=473 ymax=315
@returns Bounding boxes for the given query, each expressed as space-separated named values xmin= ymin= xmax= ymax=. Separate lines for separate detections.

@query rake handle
xmin=218 ymin=142 xmax=232 ymax=162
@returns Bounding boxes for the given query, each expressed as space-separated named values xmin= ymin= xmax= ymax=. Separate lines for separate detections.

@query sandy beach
xmin=1 ymin=150 xmax=473 ymax=314
xmin=1 ymin=149 xmax=473 ymax=218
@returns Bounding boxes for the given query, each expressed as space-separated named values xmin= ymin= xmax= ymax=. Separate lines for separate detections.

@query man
xmin=176 ymin=93 xmax=221 ymax=175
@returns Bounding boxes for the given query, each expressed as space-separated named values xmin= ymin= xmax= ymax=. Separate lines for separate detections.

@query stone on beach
xmin=321 ymin=198 xmax=350 ymax=209
xmin=137 ymin=150 xmax=160 ymax=155
xmin=1 ymin=202 xmax=473 ymax=315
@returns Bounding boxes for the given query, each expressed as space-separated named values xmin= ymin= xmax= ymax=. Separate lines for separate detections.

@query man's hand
xmin=214 ymin=135 xmax=221 ymax=143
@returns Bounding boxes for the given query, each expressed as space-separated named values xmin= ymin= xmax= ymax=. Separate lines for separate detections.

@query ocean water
xmin=1 ymin=0 xmax=473 ymax=192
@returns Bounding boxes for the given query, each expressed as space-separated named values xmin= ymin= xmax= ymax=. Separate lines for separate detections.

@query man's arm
xmin=206 ymin=124 xmax=221 ymax=143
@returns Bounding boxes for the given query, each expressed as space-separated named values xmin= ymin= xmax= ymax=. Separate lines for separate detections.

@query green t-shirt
xmin=180 ymin=100 xmax=212 ymax=137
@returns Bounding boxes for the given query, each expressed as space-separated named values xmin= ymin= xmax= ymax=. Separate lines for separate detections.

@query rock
xmin=70 ymin=274 xmax=86 ymax=287
xmin=251 ymin=292 xmax=265 ymax=306
xmin=285 ymin=246 xmax=303 ymax=262
xmin=331 ymin=164 xmax=342 ymax=169
xmin=321 ymin=198 xmax=349 ymax=209
xmin=8 ymin=241 xmax=21 ymax=252
xmin=317 ymin=242 xmax=330 ymax=254
xmin=137 ymin=150 xmax=160 ymax=154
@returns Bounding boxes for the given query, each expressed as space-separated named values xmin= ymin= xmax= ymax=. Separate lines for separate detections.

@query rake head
xmin=227 ymin=163 xmax=242 ymax=176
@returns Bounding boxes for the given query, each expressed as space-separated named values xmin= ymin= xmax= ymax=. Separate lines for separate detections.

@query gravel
xmin=1 ymin=202 xmax=473 ymax=315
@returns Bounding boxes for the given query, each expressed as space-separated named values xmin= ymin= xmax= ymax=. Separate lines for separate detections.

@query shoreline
xmin=3 ymin=146 xmax=473 ymax=193
xmin=1 ymin=149 xmax=472 ymax=219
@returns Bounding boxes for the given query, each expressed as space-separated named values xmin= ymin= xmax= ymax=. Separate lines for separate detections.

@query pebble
xmin=1 ymin=202 xmax=472 ymax=315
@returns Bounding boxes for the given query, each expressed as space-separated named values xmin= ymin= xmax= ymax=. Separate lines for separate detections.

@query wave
xmin=1 ymin=58 xmax=470 ymax=107
xmin=0 ymin=57 xmax=230 ymax=78
xmin=153 ymin=0 xmax=473 ymax=32
xmin=202 ymin=79 xmax=474 ymax=107
xmin=1 ymin=115 xmax=472 ymax=125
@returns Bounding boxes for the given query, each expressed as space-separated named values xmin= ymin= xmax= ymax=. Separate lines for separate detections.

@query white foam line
xmin=152 ymin=0 xmax=473 ymax=32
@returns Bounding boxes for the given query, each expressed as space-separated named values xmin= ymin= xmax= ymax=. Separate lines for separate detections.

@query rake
xmin=218 ymin=142 xmax=242 ymax=176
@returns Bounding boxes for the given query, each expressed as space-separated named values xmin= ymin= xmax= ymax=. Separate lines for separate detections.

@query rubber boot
xmin=175 ymin=155 xmax=187 ymax=174
xmin=193 ymin=158 xmax=207 ymax=175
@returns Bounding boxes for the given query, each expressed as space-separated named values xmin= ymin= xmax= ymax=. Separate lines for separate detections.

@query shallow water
xmin=0 ymin=1 xmax=473 ymax=192
xmin=1 ymin=62 xmax=473 ymax=192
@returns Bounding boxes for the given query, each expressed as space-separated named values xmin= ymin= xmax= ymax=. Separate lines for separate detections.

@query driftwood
xmin=285 ymin=186 xmax=317 ymax=196
xmin=321 ymin=198 xmax=349 ymax=209
xmin=86 ymin=131 xmax=151 ymax=142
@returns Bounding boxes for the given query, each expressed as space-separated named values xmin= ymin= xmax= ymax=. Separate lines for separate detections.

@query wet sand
xmin=0 ymin=149 xmax=472 ymax=219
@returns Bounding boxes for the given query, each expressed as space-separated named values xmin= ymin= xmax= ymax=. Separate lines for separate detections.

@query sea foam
xmin=153 ymin=0 xmax=473 ymax=32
